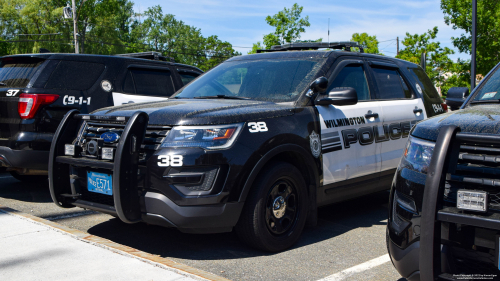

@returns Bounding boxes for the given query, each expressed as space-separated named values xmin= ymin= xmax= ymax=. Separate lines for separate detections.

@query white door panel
xmin=318 ymin=101 xmax=382 ymax=185
xmin=378 ymin=98 xmax=426 ymax=171
xmin=112 ymin=92 xmax=168 ymax=106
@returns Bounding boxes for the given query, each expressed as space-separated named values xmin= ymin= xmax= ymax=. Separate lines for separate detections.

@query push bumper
xmin=49 ymin=110 xmax=243 ymax=233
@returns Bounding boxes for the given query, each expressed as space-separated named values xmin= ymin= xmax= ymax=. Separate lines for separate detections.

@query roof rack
xmin=256 ymin=41 xmax=364 ymax=53
xmin=115 ymin=52 xmax=175 ymax=62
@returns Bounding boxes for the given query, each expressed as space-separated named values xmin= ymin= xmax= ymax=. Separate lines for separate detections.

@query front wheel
xmin=236 ymin=162 xmax=308 ymax=252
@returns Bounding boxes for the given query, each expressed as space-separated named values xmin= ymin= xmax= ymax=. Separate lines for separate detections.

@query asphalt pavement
xmin=0 ymin=170 xmax=404 ymax=281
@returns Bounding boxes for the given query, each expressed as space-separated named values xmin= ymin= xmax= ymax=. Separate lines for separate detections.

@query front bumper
xmin=49 ymin=110 xmax=244 ymax=233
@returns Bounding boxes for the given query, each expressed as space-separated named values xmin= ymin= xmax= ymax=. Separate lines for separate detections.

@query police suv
xmin=388 ymin=62 xmax=500 ymax=279
xmin=0 ymin=52 xmax=202 ymax=181
xmin=49 ymin=42 xmax=445 ymax=252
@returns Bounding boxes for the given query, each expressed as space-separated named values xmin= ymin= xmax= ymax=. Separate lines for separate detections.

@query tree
xmin=248 ymin=3 xmax=319 ymax=54
xmin=350 ymin=33 xmax=380 ymax=54
xmin=441 ymin=0 xmax=500 ymax=76
xmin=396 ymin=27 xmax=461 ymax=95
xmin=0 ymin=0 xmax=135 ymax=55
xmin=131 ymin=6 xmax=240 ymax=71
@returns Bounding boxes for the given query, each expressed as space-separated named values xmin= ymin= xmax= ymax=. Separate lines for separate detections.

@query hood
xmin=412 ymin=104 xmax=500 ymax=141
xmin=91 ymin=99 xmax=295 ymax=126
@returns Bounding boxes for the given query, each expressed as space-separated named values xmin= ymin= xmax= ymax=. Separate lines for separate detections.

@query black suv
xmin=0 ymin=52 xmax=202 ymax=181
xmin=49 ymin=42 xmax=445 ymax=252
xmin=387 ymin=62 xmax=500 ymax=280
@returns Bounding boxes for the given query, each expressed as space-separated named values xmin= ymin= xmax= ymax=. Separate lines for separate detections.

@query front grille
xmin=77 ymin=121 xmax=170 ymax=163
xmin=450 ymin=246 xmax=497 ymax=275
xmin=445 ymin=144 xmax=500 ymax=210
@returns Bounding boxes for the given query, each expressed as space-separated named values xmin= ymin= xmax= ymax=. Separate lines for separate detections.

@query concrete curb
xmin=0 ymin=205 xmax=230 ymax=281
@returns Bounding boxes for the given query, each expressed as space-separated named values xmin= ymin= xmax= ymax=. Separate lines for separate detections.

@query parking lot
xmin=0 ymin=170 xmax=403 ymax=281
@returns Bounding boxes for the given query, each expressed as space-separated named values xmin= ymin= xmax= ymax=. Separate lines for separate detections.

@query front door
xmin=317 ymin=59 xmax=382 ymax=185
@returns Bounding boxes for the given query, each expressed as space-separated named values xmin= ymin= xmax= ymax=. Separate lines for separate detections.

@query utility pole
xmin=72 ymin=0 xmax=79 ymax=54
xmin=396 ymin=37 xmax=399 ymax=56
xmin=471 ymin=0 xmax=477 ymax=89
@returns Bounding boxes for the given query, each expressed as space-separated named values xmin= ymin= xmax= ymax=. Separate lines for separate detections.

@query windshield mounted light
xmin=399 ymin=135 xmax=435 ymax=174
xmin=161 ymin=124 xmax=243 ymax=150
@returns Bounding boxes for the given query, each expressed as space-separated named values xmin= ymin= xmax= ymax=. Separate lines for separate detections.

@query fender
xmin=238 ymin=143 xmax=320 ymax=204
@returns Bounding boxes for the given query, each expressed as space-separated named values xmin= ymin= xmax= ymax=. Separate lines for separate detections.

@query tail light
xmin=442 ymin=103 xmax=448 ymax=112
xmin=18 ymin=93 xmax=59 ymax=119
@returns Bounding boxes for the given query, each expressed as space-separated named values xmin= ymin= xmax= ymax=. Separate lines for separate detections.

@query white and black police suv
xmin=49 ymin=42 xmax=445 ymax=252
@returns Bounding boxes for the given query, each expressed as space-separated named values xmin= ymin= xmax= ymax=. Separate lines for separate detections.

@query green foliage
xmin=265 ymin=3 xmax=310 ymax=45
xmin=0 ymin=2 xmax=240 ymax=71
xmin=441 ymin=0 xmax=500 ymax=76
xmin=249 ymin=3 xmax=320 ymax=53
xmin=350 ymin=33 xmax=380 ymax=54
xmin=396 ymin=27 xmax=467 ymax=96
xmin=129 ymin=6 xmax=240 ymax=71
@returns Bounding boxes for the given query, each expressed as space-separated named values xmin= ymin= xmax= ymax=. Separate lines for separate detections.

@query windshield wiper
xmin=0 ymin=82 xmax=7 ymax=86
xmin=193 ymin=95 xmax=250 ymax=100
xmin=470 ymin=100 xmax=500 ymax=104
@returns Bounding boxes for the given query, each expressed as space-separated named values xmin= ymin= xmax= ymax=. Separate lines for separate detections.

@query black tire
xmin=9 ymin=171 xmax=48 ymax=183
xmin=236 ymin=161 xmax=308 ymax=252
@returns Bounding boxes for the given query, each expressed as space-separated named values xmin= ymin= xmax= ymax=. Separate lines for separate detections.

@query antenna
xmin=328 ymin=18 xmax=330 ymax=44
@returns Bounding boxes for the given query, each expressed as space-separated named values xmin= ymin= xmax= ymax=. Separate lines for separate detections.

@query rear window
xmin=123 ymin=68 xmax=175 ymax=97
xmin=45 ymin=61 xmax=105 ymax=90
xmin=407 ymin=67 xmax=441 ymax=100
xmin=371 ymin=67 xmax=411 ymax=99
xmin=179 ymin=71 xmax=199 ymax=85
xmin=0 ymin=57 xmax=45 ymax=88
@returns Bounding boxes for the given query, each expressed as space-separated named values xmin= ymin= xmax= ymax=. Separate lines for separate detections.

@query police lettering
xmin=324 ymin=116 xmax=366 ymax=128
xmin=340 ymin=121 xmax=416 ymax=149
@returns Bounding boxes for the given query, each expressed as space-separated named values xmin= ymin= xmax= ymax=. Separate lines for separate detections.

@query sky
xmin=133 ymin=0 xmax=469 ymax=61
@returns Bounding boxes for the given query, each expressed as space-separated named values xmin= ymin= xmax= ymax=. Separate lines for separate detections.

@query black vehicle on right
xmin=388 ymin=62 xmax=500 ymax=280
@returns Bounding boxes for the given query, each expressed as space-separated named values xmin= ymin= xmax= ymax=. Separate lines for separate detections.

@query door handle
xmin=413 ymin=108 xmax=423 ymax=114
xmin=365 ymin=113 xmax=379 ymax=119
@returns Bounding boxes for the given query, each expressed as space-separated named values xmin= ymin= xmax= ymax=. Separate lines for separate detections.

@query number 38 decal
xmin=248 ymin=122 xmax=268 ymax=133
xmin=158 ymin=155 xmax=183 ymax=167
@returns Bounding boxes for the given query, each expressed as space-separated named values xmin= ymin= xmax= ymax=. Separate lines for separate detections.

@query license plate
xmin=87 ymin=171 xmax=112 ymax=195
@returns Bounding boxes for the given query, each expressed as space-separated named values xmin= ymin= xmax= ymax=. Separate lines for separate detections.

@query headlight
xmin=399 ymin=135 xmax=435 ymax=174
xmin=161 ymin=124 xmax=243 ymax=149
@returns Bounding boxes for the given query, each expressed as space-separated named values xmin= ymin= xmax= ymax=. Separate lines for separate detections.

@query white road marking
xmin=318 ymin=254 xmax=391 ymax=281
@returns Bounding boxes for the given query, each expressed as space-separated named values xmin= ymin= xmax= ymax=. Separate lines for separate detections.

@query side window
xmin=178 ymin=71 xmax=200 ymax=85
xmin=45 ymin=61 xmax=104 ymax=90
xmin=328 ymin=65 xmax=370 ymax=101
xmin=122 ymin=68 xmax=175 ymax=97
xmin=371 ymin=67 xmax=411 ymax=99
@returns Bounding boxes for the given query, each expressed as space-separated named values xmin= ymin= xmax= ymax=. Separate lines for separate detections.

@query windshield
xmin=174 ymin=58 xmax=324 ymax=102
xmin=472 ymin=64 xmax=500 ymax=102
xmin=0 ymin=57 xmax=45 ymax=88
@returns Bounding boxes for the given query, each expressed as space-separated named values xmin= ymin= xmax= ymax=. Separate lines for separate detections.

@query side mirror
xmin=309 ymin=77 xmax=328 ymax=94
xmin=446 ymin=87 xmax=469 ymax=110
xmin=315 ymin=87 xmax=358 ymax=106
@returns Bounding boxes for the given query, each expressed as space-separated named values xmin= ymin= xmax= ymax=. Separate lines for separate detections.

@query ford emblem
xmin=101 ymin=132 xmax=120 ymax=143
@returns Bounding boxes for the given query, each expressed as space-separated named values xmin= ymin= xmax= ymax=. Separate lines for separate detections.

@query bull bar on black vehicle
xmin=49 ymin=109 xmax=149 ymax=224
xmin=419 ymin=125 xmax=500 ymax=280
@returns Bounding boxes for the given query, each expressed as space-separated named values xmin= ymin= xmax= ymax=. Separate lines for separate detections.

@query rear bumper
xmin=0 ymin=146 xmax=49 ymax=170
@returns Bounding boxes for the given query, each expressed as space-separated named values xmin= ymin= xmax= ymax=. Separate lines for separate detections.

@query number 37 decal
xmin=248 ymin=122 xmax=268 ymax=133
xmin=158 ymin=155 xmax=183 ymax=167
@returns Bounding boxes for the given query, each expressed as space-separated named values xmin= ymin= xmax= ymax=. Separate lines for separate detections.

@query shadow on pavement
xmin=87 ymin=191 xmax=390 ymax=260
xmin=0 ymin=173 xmax=52 ymax=203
